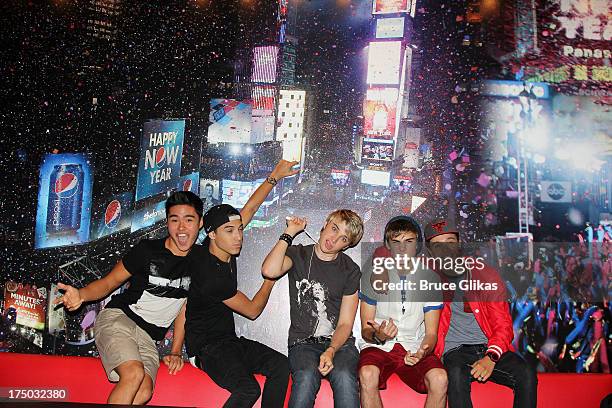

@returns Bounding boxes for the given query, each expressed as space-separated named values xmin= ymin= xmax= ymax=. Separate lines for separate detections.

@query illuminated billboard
xmin=524 ymin=1 xmax=611 ymax=93
xmin=252 ymin=85 xmax=277 ymax=143
xmin=373 ymin=0 xmax=409 ymax=14
xmin=90 ymin=192 xmax=133 ymax=240
xmin=251 ymin=46 xmax=279 ymax=84
xmin=367 ymin=41 xmax=402 ymax=85
xmin=375 ymin=17 xmax=405 ymax=39
xmin=331 ymin=169 xmax=350 ymax=186
xmin=135 ymin=120 xmax=185 ymax=201
xmin=130 ymin=198 xmax=166 ymax=233
xmin=35 ymin=153 xmax=94 ymax=249
xmin=222 ymin=179 xmax=258 ymax=209
xmin=361 ymin=169 xmax=391 ymax=187
xmin=363 ymin=87 xmax=398 ymax=139
xmin=208 ymin=99 xmax=252 ymax=144
xmin=362 ymin=138 xmax=394 ymax=162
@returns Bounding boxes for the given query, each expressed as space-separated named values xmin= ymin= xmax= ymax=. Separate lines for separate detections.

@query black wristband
xmin=372 ymin=331 xmax=385 ymax=345
xmin=279 ymin=233 xmax=293 ymax=246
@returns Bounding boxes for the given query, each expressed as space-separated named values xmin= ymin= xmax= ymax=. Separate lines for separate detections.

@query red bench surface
xmin=0 ymin=353 xmax=610 ymax=407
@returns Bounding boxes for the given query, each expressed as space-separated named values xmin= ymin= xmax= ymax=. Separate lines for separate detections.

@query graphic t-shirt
xmin=105 ymin=238 xmax=193 ymax=341
xmin=286 ymin=244 xmax=361 ymax=347
xmin=184 ymin=241 xmax=238 ymax=356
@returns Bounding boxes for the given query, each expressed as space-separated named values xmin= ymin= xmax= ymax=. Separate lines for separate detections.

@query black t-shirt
xmin=105 ymin=238 xmax=193 ymax=341
xmin=286 ymin=244 xmax=361 ymax=347
xmin=185 ymin=241 xmax=238 ymax=356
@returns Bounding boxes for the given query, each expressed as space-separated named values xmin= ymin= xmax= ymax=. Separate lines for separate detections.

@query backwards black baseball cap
xmin=203 ymin=204 xmax=241 ymax=233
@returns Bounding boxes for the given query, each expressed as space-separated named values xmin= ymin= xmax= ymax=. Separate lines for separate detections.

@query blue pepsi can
xmin=46 ymin=164 xmax=84 ymax=234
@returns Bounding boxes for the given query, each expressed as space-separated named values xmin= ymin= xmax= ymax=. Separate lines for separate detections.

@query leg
xmin=198 ymin=340 xmax=262 ymax=408
xmin=108 ymin=360 xmax=145 ymax=404
xmin=288 ymin=344 xmax=324 ymax=408
xmin=239 ymin=337 xmax=290 ymax=408
xmin=423 ymin=368 xmax=448 ymax=408
xmin=443 ymin=347 xmax=479 ymax=408
xmin=133 ymin=374 xmax=154 ymax=405
xmin=327 ymin=343 xmax=360 ymax=408
xmin=359 ymin=365 xmax=383 ymax=408
xmin=489 ymin=352 xmax=538 ymax=408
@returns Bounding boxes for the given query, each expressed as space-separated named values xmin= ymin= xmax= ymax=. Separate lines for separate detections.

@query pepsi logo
xmin=155 ymin=147 xmax=166 ymax=167
xmin=104 ymin=200 xmax=122 ymax=228
xmin=54 ymin=173 xmax=79 ymax=197
xmin=183 ymin=179 xmax=192 ymax=191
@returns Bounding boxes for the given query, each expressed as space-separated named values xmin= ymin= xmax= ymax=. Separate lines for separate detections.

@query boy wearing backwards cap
xmin=262 ymin=209 xmax=364 ymax=408
xmin=425 ymin=218 xmax=537 ymax=408
xmin=185 ymin=160 xmax=298 ymax=408
xmin=358 ymin=216 xmax=447 ymax=408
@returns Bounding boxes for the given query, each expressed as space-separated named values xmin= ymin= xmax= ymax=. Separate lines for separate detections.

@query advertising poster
xmin=135 ymin=120 xmax=185 ymax=201
xmin=130 ymin=199 xmax=166 ymax=233
xmin=222 ymin=180 xmax=258 ymax=209
xmin=35 ymin=153 xmax=94 ymax=249
xmin=4 ymin=281 xmax=47 ymax=330
xmin=199 ymin=179 xmax=221 ymax=213
xmin=208 ymin=99 xmax=252 ymax=144
xmin=525 ymin=1 xmax=611 ymax=94
xmin=90 ymin=192 xmax=133 ymax=240
xmin=177 ymin=172 xmax=200 ymax=195
xmin=363 ymin=87 xmax=398 ymax=139
xmin=331 ymin=169 xmax=350 ymax=186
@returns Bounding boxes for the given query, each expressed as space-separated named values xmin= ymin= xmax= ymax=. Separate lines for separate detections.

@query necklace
xmin=307 ymin=245 xmax=316 ymax=281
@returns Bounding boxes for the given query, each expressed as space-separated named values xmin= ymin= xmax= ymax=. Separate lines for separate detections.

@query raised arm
xmin=223 ymin=279 xmax=276 ymax=320
xmin=240 ymin=160 xmax=299 ymax=227
xmin=261 ymin=217 xmax=306 ymax=279
xmin=56 ymin=260 xmax=131 ymax=311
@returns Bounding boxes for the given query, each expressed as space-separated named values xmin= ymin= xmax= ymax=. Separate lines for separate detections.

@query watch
xmin=266 ymin=176 xmax=278 ymax=186
xmin=485 ymin=351 xmax=500 ymax=363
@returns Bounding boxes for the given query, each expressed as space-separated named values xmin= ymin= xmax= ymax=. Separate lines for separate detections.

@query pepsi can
xmin=46 ymin=164 xmax=84 ymax=234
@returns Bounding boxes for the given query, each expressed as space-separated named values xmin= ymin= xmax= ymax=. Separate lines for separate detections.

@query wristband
xmin=485 ymin=351 xmax=499 ymax=363
xmin=279 ymin=233 xmax=293 ymax=246
xmin=267 ymin=176 xmax=278 ymax=186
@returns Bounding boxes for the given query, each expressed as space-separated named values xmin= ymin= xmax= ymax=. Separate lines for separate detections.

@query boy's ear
xmin=208 ymin=230 xmax=216 ymax=240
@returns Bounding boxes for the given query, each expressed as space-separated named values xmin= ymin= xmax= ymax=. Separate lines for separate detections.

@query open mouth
xmin=325 ymin=240 xmax=333 ymax=251
xmin=177 ymin=233 xmax=189 ymax=246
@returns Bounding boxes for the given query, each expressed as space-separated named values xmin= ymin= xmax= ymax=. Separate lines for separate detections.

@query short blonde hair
xmin=324 ymin=209 xmax=364 ymax=248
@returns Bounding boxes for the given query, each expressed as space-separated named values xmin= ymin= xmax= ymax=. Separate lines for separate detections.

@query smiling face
xmin=318 ymin=218 xmax=351 ymax=255
xmin=209 ymin=218 xmax=244 ymax=257
xmin=165 ymin=204 xmax=203 ymax=256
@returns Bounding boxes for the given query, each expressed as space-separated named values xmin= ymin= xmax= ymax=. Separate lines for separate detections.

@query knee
xmin=358 ymin=365 xmax=380 ymax=390
xmin=117 ymin=361 xmax=145 ymax=385
xmin=425 ymin=368 xmax=448 ymax=394
xmin=292 ymin=368 xmax=320 ymax=390
xmin=517 ymin=365 xmax=538 ymax=390
xmin=273 ymin=356 xmax=291 ymax=379
xmin=445 ymin=365 xmax=468 ymax=388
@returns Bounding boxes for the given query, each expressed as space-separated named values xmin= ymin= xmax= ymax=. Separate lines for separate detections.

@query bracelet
xmin=267 ymin=176 xmax=278 ymax=186
xmin=327 ymin=345 xmax=337 ymax=353
xmin=279 ymin=233 xmax=293 ymax=246
xmin=169 ymin=353 xmax=182 ymax=357
xmin=372 ymin=331 xmax=386 ymax=346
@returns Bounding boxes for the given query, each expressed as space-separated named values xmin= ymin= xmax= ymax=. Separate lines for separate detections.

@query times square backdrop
xmin=1 ymin=0 xmax=611 ymax=374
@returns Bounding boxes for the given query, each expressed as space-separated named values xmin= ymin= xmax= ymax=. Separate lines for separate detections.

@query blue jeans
xmin=443 ymin=344 xmax=537 ymax=408
xmin=288 ymin=340 xmax=359 ymax=408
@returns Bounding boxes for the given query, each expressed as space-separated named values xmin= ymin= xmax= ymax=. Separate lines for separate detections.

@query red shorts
xmin=358 ymin=343 xmax=445 ymax=393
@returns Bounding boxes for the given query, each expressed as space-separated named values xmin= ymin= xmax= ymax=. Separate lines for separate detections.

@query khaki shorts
xmin=94 ymin=308 xmax=160 ymax=383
